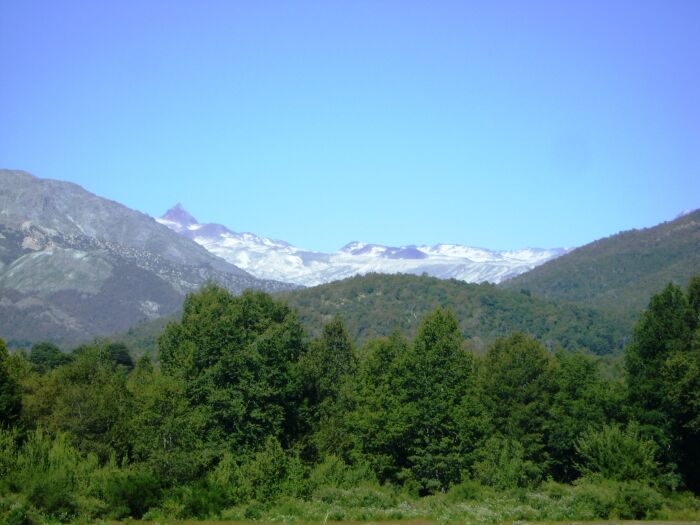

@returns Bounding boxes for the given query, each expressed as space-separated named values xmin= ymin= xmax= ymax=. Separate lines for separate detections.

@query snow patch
xmin=158 ymin=205 xmax=568 ymax=286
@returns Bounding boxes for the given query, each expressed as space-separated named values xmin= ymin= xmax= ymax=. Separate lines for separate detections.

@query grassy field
xmin=101 ymin=482 xmax=700 ymax=525
xmin=110 ymin=520 xmax=700 ymax=525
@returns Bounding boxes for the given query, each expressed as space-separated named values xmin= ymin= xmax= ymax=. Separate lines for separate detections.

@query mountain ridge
xmin=0 ymin=169 xmax=294 ymax=346
xmin=157 ymin=204 xmax=567 ymax=286
xmin=500 ymin=207 xmax=700 ymax=317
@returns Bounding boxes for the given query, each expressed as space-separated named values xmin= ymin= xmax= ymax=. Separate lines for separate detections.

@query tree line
xmin=0 ymin=278 xmax=699 ymax=523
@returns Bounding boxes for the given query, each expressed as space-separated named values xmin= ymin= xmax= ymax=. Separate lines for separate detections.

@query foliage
xmin=158 ymin=284 xmax=307 ymax=456
xmin=502 ymin=208 xmax=700 ymax=320
xmin=0 ymin=338 xmax=22 ymax=428
xmin=21 ymin=343 xmax=133 ymax=460
xmin=28 ymin=342 xmax=71 ymax=373
xmin=471 ymin=436 xmax=538 ymax=489
xmin=574 ymin=423 xmax=659 ymax=482
xmin=299 ymin=315 xmax=356 ymax=457
xmin=625 ymin=278 xmax=700 ymax=489
xmin=2 ymin=278 xmax=700 ymax=521
xmin=403 ymin=308 xmax=480 ymax=492
xmin=546 ymin=350 xmax=623 ymax=480
xmin=282 ymin=272 xmax=628 ymax=354
xmin=479 ymin=333 xmax=556 ymax=478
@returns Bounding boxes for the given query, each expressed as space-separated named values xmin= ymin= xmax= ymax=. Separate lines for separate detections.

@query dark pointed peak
xmin=161 ymin=203 xmax=198 ymax=227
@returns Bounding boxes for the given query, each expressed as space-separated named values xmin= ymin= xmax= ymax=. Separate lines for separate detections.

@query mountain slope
xmin=0 ymin=170 xmax=293 ymax=346
xmin=0 ymin=170 xmax=248 ymax=274
xmin=108 ymin=272 xmax=629 ymax=358
xmin=280 ymin=273 xmax=627 ymax=355
xmin=500 ymin=209 xmax=700 ymax=317
xmin=158 ymin=204 xmax=566 ymax=286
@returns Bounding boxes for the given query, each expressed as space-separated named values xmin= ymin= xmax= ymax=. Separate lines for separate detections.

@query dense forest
xmin=115 ymin=273 xmax=631 ymax=359
xmin=282 ymin=273 xmax=630 ymax=354
xmin=1 ymin=278 xmax=699 ymax=524
xmin=502 ymin=209 xmax=700 ymax=320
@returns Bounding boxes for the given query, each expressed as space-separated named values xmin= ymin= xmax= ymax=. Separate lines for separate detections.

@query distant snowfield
xmin=157 ymin=204 xmax=568 ymax=287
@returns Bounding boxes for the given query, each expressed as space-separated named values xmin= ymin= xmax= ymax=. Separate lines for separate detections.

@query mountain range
xmin=157 ymin=204 xmax=566 ymax=286
xmin=0 ymin=170 xmax=292 ymax=345
xmin=1 ymin=169 xmax=697 ymax=351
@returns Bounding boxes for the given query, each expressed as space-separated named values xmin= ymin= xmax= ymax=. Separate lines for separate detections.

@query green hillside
xmin=109 ymin=272 xmax=629 ymax=357
xmin=280 ymin=273 xmax=628 ymax=355
xmin=501 ymin=209 xmax=700 ymax=318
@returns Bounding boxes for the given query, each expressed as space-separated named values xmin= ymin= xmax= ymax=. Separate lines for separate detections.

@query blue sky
xmin=1 ymin=1 xmax=698 ymax=252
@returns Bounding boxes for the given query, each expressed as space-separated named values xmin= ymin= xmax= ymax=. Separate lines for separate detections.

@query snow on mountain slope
xmin=157 ymin=204 xmax=568 ymax=286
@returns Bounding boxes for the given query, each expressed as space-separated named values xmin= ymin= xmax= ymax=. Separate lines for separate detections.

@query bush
xmin=0 ymin=428 xmax=18 ymax=485
xmin=206 ymin=452 xmax=253 ymax=506
xmin=0 ymin=494 xmax=42 ymax=525
xmin=241 ymin=437 xmax=306 ymax=502
xmin=569 ymin=478 xmax=663 ymax=519
xmin=569 ymin=479 xmax=617 ymax=519
xmin=8 ymin=430 xmax=99 ymax=520
xmin=243 ymin=500 xmax=266 ymax=520
xmin=89 ymin=462 xmax=161 ymax=518
xmin=613 ymin=480 xmax=663 ymax=519
xmin=162 ymin=482 xmax=231 ymax=519
xmin=472 ymin=436 xmax=539 ymax=489
xmin=575 ymin=422 xmax=659 ymax=482
xmin=447 ymin=479 xmax=493 ymax=502
xmin=312 ymin=484 xmax=397 ymax=509
xmin=307 ymin=455 xmax=376 ymax=494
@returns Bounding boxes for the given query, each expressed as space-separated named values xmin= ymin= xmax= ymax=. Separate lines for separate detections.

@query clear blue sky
xmin=1 ymin=1 xmax=698 ymax=252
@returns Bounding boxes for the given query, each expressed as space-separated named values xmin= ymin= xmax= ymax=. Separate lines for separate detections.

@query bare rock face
xmin=0 ymin=170 xmax=295 ymax=347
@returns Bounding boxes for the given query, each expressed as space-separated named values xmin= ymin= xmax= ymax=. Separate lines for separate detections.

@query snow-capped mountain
xmin=157 ymin=204 xmax=568 ymax=286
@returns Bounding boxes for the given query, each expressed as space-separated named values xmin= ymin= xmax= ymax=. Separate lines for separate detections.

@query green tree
xmin=0 ymin=338 xmax=22 ymax=428
xmin=472 ymin=435 xmax=538 ymax=489
xmin=300 ymin=316 xmax=357 ymax=456
xmin=405 ymin=308 xmax=479 ymax=492
xmin=29 ymin=342 xmax=71 ymax=373
xmin=479 ymin=333 xmax=556 ymax=480
xmin=546 ymin=351 xmax=622 ymax=481
xmin=574 ymin=423 xmax=658 ymax=482
xmin=625 ymin=279 xmax=700 ymax=489
xmin=344 ymin=332 xmax=414 ymax=483
xmin=687 ymin=275 xmax=700 ymax=320
xmin=158 ymin=285 xmax=307 ymax=458
xmin=302 ymin=316 xmax=355 ymax=407
xmin=105 ymin=342 xmax=134 ymax=372
xmin=127 ymin=365 xmax=210 ymax=483
xmin=22 ymin=344 xmax=133 ymax=460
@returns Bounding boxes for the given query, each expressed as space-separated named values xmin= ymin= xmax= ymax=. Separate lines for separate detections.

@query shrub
xmin=0 ymin=428 xmax=18 ymax=485
xmin=241 ymin=437 xmax=306 ymax=502
xmin=0 ymin=494 xmax=42 ymax=525
xmin=569 ymin=479 xmax=617 ymax=519
xmin=9 ymin=430 xmax=99 ymax=520
xmin=312 ymin=484 xmax=397 ymax=509
xmin=89 ymin=462 xmax=161 ymax=518
xmin=575 ymin=422 xmax=659 ymax=482
xmin=206 ymin=452 xmax=253 ymax=506
xmin=569 ymin=478 xmax=663 ymax=520
xmin=472 ymin=436 xmax=539 ymax=489
xmin=613 ymin=480 xmax=663 ymax=519
xmin=447 ymin=479 xmax=493 ymax=502
xmin=307 ymin=455 xmax=376 ymax=494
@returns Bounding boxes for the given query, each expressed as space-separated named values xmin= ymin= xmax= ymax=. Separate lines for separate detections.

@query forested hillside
xmin=501 ymin=209 xmax=700 ymax=319
xmin=282 ymin=273 xmax=629 ymax=355
xmin=114 ymin=273 xmax=631 ymax=358
xmin=1 ymin=278 xmax=699 ymax=523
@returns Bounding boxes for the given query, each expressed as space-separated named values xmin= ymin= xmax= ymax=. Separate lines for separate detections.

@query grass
xmin=105 ymin=520 xmax=700 ymax=525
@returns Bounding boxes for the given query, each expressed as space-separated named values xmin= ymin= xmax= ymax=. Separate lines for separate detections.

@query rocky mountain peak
xmin=161 ymin=203 xmax=198 ymax=229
